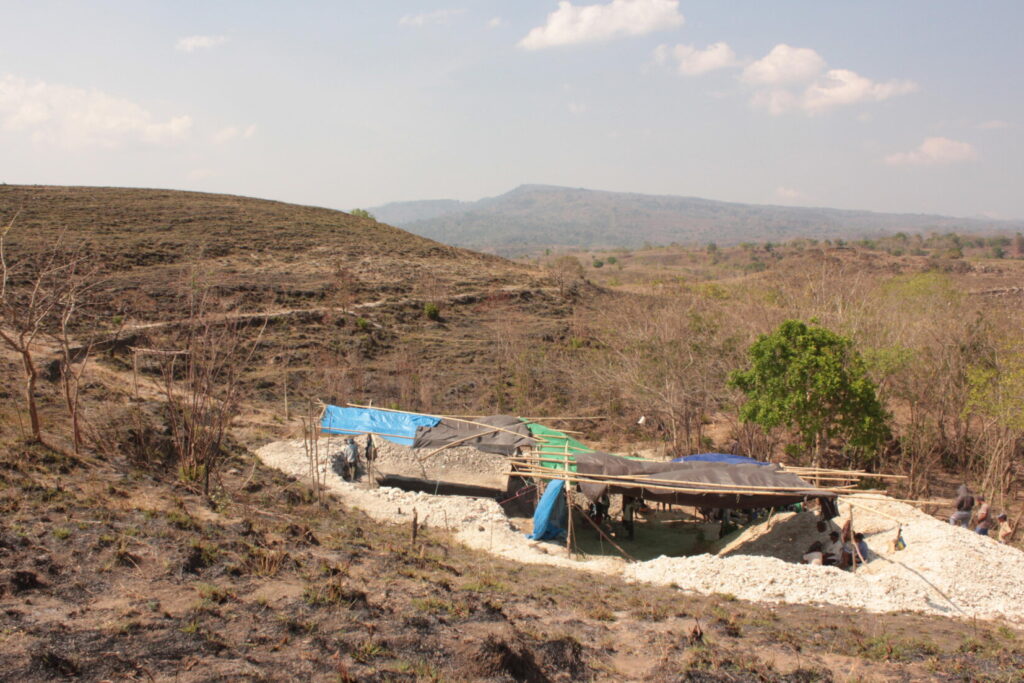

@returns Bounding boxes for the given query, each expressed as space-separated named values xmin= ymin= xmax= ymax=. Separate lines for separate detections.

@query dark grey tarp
xmin=574 ymin=451 xmax=837 ymax=511
xmin=412 ymin=415 xmax=535 ymax=455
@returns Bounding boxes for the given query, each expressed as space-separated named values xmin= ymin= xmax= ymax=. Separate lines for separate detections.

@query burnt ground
xmin=1 ymin=444 xmax=1023 ymax=682
xmin=0 ymin=184 xmax=588 ymax=422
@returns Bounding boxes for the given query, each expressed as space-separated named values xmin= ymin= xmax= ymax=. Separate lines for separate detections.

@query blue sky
xmin=2 ymin=1 xmax=1022 ymax=218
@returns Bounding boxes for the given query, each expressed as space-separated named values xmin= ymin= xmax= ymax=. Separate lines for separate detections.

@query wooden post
xmin=576 ymin=503 xmax=637 ymax=562
xmin=565 ymin=482 xmax=574 ymax=558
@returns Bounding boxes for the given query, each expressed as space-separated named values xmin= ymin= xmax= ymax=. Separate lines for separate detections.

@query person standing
xmin=622 ymin=496 xmax=637 ymax=541
xmin=996 ymin=513 xmax=1014 ymax=544
xmin=949 ymin=484 xmax=974 ymax=527
xmin=342 ymin=437 xmax=359 ymax=481
xmin=974 ymin=495 xmax=993 ymax=535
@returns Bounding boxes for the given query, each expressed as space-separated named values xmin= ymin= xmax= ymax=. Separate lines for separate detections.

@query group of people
xmin=950 ymin=485 xmax=1013 ymax=543
xmin=803 ymin=527 xmax=870 ymax=569
xmin=332 ymin=435 xmax=376 ymax=482
xmin=586 ymin=494 xmax=651 ymax=541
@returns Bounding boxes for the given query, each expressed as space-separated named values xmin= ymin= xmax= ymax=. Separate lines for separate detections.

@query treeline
xmin=487 ymin=252 xmax=1023 ymax=507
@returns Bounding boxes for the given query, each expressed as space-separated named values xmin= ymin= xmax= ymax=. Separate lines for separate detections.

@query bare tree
xmin=0 ymin=216 xmax=93 ymax=444
xmin=158 ymin=282 xmax=265 ymax=496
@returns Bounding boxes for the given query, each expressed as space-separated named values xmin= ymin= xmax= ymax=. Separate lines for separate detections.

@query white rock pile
xmin=257 ymin=439 xmax=1024 ymax=623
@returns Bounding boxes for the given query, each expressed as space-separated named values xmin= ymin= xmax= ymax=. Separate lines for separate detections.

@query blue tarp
xmin=527 ymin=479 xmax=566 ymax=541
xmin=320 ymin=405 xmax=440 ymax=446
xmin=671 ymin=452 xmax=770 ymax=466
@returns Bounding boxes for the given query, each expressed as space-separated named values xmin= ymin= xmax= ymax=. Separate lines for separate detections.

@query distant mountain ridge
xmin=370 ymin=184 xmax=1022 ymax=255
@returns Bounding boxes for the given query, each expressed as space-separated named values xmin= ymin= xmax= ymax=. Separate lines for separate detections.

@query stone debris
xmin=257 ymin=439 xmax=1024 ymax=623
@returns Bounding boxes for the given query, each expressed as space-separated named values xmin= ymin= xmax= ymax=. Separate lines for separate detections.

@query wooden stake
xmin=574 ymin=503 xmax=636 ymax=562
xmin=565 ymin=483 xmax=574 ymax=558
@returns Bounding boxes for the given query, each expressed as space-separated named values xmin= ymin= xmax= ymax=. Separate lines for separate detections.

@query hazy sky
xmin=2 ymin=1 xmax=1022 ymax=218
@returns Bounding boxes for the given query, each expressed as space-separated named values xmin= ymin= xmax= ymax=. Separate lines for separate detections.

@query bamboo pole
xmin=510 ymin=456 xmax=895 ymax=488
xmin=510 ymin=463 xmax=864 ymax=496
xmin=565 ymin=482 xmax=573 ymax=557
xmin=346 ymin=402 xmax=539 ymax=443
xmin=416 ymin=427 xmax=500 ymax=462
xmin=503 ymin=467 xmax=849 ymax=498
xmin=573 ymin=503 xmax=636 ymax=562
xmin=842 ymin=498 xmax=906 ymax=523
xmin=506 ymin=460 xmax=855 ymax=495
xmin=322 ymin=427 xmax=411 ymax=441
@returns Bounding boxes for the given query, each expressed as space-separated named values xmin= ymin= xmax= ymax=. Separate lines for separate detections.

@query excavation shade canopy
xmin=574 ymin=452 xmax=837 ymax=511
xmin=412 ymin=415 xmax=535 ymax=455
xmin=320 ymin=405 xmax=439 ymax=446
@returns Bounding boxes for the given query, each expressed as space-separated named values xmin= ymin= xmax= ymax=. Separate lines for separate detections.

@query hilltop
xmin=371 ymin=184 xmax=1023 ymax=256
xmin=0 ymin=185 xmax=576 ymax=423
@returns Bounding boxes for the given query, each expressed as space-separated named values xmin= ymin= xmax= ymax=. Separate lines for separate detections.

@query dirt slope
xmin=0 ymin=185 xmax=581 ymax=420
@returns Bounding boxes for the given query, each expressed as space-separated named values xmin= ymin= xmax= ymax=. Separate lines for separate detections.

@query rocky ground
xmin=3 ymin=442 xmax=1024 ymax=681
xmin=258 ymin=439 xmax=1024 ymax=625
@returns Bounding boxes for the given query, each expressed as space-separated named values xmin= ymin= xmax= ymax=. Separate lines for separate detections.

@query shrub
xmin=423 ymin=302 xmax=440 ymax=320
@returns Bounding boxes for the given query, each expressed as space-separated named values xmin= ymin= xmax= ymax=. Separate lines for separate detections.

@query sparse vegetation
xmin=2 ymin=186 xmax=1024 ymax=679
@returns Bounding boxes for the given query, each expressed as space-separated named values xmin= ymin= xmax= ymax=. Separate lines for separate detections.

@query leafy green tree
xmin=350 ymin=208 xmax=375 ymax=220
xmin=728 ymin=320 xmax=889 ymax=466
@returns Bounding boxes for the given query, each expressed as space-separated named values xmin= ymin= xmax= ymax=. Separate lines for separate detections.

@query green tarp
xmin=523 ymin=422 xmax=592 ymax=472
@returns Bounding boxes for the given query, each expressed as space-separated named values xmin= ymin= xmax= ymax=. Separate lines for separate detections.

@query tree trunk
xmin=21 ymin=347 xmax=41 ymax=442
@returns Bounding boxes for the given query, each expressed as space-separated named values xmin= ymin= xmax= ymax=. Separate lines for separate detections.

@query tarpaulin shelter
xmin=527 ymin=479 xmax=566 ymax=540
xmin=672 ymin=453 xmax=769 ymax=467
xmin=413 ymin=415 xmax=535 ymax=455
xmin=523 ymin=422 xmax=592 ymax=472
xmin=574 ymin=451 xmax=837 ymax=513
xmin=320 ymin=405 xmax=439 ymax=446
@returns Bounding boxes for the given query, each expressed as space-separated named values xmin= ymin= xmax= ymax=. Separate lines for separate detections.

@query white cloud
xmin=399 ymin=9 xmax=464 ymax=26
xmin=0 ymin=74 xmax=192 ymax=147
xmin=212 ymin=124 xmax=256 ymax=144
xmin=978 ymin=119 xmax=1009 ymax=130
xmin=801 ymin=69 xmax=917 ymax=113
xmin=884 ymin=137 xmax=977 ymax=166
xmin=176 ymin=35 xmax=227 ymax=53
xmin=519 ymin=0 xmax=683 ymax=50
xmin=741 ymin=45 xmax=917 ymax=115
xmin=658 ymin=42 xmax=736 ymax=76
xmin=567 ymin=101 xmax=587 ymax=114
xmin=488 ymin=17 xmax=503 ymax=29
xmin=742 ymin=44 xmax=825 ymax=85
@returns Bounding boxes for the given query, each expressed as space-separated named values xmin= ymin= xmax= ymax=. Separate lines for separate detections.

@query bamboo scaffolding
xmin=503 ymin=470 xmax=834 ymax=499
xmin=504 ymin=464 xmax=854 ymax=497
xmin=510 ymin=455 xmax=902 ymax=487
xmin=507 ymin=460 xmax=865 ymax=495
xmin=784 ymin=467 xmax=906 ymax=480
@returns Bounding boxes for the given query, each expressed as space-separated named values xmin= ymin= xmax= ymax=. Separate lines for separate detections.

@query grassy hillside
xmin=372 ymin=184 xmax=1022 ymax=256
